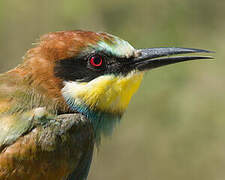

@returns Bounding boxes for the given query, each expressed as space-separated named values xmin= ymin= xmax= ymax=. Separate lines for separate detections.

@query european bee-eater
xmin=0 ymin=30 xmax=213 ymax=180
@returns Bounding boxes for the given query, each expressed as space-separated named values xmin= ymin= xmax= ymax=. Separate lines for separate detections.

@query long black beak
xmin=132 ymin=47 xmax=214 ymax=71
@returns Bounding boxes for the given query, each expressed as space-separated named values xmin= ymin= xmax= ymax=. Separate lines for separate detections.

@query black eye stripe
xmin=54 ymin=53 xmax=134 ymax=83
xmin=54 ymin=56 xmax=104 ymax=82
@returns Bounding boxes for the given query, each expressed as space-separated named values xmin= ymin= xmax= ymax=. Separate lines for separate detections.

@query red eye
xmin=90 ymin=56 xmax=103 ymax=67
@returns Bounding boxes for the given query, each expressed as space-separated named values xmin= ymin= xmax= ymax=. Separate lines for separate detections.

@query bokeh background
xmin=0 ymin=0 xmax=225 ymax=179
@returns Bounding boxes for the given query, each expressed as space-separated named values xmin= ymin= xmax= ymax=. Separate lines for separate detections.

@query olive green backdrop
xmin=0 ymin=0 xmax=224 ymax=179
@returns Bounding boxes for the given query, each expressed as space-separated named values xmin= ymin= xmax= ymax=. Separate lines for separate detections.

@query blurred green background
xmin=0 ymin=0 xmax=225 ymax=179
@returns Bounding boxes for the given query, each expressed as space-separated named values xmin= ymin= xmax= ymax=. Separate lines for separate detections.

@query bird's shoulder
xmin=0 ymin=71 xmax=95 ymax=179
xmin=0 ymin=70 xmax=52 ymax=150
xmin=0 ymin=68 xmax=67 ymax=150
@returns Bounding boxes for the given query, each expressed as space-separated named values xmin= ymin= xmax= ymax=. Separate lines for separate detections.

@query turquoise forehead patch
xmin=89 ymin=34 xmax=136 ymax=58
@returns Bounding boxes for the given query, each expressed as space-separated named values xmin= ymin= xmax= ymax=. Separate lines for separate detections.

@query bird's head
xmin=20 ymin=30 xmax=212 ymax=137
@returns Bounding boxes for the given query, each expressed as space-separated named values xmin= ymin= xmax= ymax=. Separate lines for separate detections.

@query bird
xmin=0 ymin=30 xmax=213 ymax=180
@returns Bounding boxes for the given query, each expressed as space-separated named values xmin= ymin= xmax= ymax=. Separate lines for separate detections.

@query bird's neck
xmin=68 ymin=102 xmax=121 ymax=143
xmin=62 ymin=72 xmax=144 ymax=140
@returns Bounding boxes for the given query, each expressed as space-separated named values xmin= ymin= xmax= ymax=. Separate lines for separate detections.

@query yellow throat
xmin=62 ymin=71 xmax=144 ymax=114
